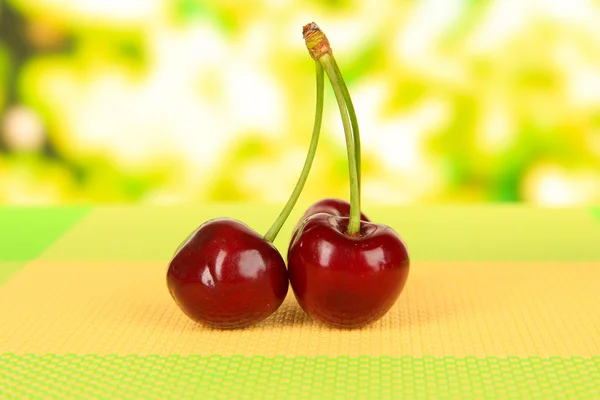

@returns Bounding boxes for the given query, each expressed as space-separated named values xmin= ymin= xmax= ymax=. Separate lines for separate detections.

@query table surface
xmin=1 ymin=204 xmax=599 ymax=399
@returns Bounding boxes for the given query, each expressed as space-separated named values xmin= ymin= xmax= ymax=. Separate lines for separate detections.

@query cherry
xmin=287 ymin=23 xmax=411 ymax=328
xmin=291 ymin=198 xmax=369 ymax=244
xmin=167 ymin=50 xmax=326 ymax=329
xmin=167 ymin=218 xmax=288 ymax=329
xmin=288 ymin=214 xmax=409 ymax=328
xmin=298 ymin=197 xmax=370 ymax=223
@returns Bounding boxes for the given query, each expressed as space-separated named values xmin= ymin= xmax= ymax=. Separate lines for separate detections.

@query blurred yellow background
xmin=1 ymin=0 xmax=599 ymax=205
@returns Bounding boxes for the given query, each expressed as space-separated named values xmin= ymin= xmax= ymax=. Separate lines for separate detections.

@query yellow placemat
xmin=1 ymin=260 xmax=598 ymax=357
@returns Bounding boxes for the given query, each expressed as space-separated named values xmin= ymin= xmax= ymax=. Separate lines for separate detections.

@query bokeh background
xmin=1 ymin=0 xmax=600 ymax=205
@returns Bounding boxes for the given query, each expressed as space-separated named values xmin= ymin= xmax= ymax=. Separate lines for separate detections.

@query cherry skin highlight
xmin=288 ymin=213 xmax=409 ymax=328
xmin=167 ymin=218 xmax=288 ymax=329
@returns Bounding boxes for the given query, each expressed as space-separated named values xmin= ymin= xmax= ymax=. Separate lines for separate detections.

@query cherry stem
xmin=263 ymin=61 xmax=324 ymax=243
xmin=327 ymin=55 xmax=361 ymax=199
xmin=320 ymin=54 xmax=362 ymax=234
xmin=320 ymin=54 xmax=361 ymax=234
xmin=302 ymin=22 xmax=362 ymax=235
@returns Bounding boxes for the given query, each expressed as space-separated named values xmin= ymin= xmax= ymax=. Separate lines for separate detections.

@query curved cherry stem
xmin=264 ymin=61 xmax=324 ymax=243
xmin=302 ymin=22 xmax=362 ymax=235
xmin=320 ymin=54 xmax=362 ymax=234
xmin=328 ymin=55 xmax=361 ymax=199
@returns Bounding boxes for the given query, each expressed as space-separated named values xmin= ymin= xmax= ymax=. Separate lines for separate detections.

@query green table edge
xmin=590 ymin=206 xmax=600 ymax=222
xmin=0 ymin=262 xmax=27 ymax=286
xmin=1 ymin=354 xmax=598 ymax=399
xmin=34 ymin=205 xmax=600 ymax=262
xmin=0 ymin=206 xmax=91 ymax=261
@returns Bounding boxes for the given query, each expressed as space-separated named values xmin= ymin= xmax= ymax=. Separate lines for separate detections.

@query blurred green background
xmin=0 ymin=0 xmax=599 ymax=205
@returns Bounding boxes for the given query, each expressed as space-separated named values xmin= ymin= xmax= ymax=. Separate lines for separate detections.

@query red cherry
xmin=288 ymin=213 xmax=409 ymax=328
xmin=298 ymin=197 xmax=370 ymax=222
xmin=167 ymin=218 xmax=289 ymax=329
xmin=291 ymin=198 xmax=370 ymax=244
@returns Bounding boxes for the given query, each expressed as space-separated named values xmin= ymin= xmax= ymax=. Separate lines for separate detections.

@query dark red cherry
xmin=291 ymin=198 xmax=370 ymax=244
xmin=288 ymin=213 xmax=409 ymax=328
xmin=167 ymin=218 xmax=288 ymax=329
xmin=298 ymin=197 xmax=370 ymax=222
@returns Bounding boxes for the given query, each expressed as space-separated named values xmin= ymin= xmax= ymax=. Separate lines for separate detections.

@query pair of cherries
xmin=166 ymin=23 xmax=410 ymax=329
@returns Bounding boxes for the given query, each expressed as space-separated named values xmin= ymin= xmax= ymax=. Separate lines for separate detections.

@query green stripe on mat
xmin=39 ymin=205 xmax=600 ymax=261
xmin=0 ymin=207 xmax=90 ymax=261
xmin=1 ymin=355 xmax=598 ymax=399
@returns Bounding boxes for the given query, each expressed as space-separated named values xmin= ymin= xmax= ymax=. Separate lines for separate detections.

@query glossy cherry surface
xmin=167 ymin=218 xmax=288 ymax=329
xmin=288 ymin=213 xmax=409 ymax=328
